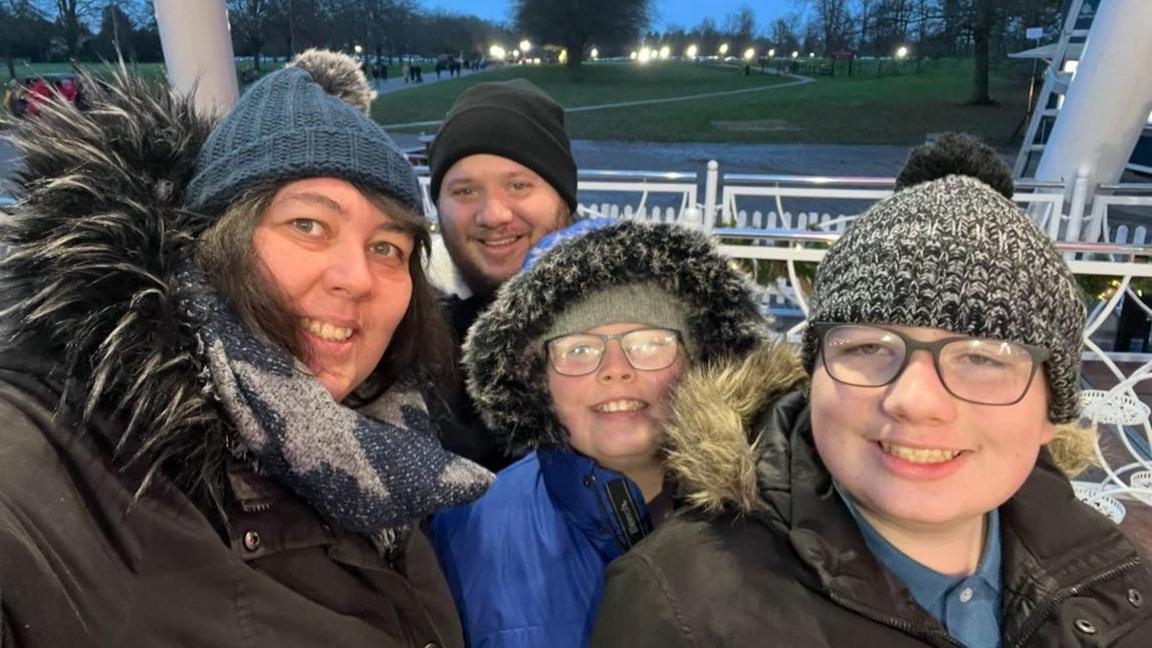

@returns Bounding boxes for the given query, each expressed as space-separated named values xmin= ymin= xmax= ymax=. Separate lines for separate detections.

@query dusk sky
xmin=421 ymin=0 xmax=794 ymax=31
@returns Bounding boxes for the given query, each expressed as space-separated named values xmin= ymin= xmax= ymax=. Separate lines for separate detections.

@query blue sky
xmin=421 ymin=0 xmax=793 ymax=31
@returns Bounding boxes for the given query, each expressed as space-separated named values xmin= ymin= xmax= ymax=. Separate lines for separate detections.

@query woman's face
xmin=253 ymin=177 xmax=414 ymax=401
xmin=546 ymin=322 xmax=684 ymax=474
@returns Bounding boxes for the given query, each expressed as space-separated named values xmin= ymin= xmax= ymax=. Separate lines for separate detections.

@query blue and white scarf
xmin=179 ymin=265 xmax=493 ymax=547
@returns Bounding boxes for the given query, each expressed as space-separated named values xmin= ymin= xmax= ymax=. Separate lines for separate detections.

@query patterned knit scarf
xmin=179 ymin=265 xmax=493 ymax=545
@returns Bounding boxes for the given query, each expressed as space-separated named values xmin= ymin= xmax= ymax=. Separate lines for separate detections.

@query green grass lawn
xmin=379 ymin=59 xmax=1030 ymax=146
xmin=372 ymin=61 xmax=792 ymax=125
xmin=2 ymin=61 xmax=170 ymax=85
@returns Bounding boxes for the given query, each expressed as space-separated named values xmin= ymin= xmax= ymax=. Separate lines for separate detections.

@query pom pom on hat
xmin=894 ymin=132 xmax=1014 ymax=198
xmin=287 ymin=48 xmax=375 ymax=114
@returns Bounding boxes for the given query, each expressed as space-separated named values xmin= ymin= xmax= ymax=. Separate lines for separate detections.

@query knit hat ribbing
xmin=186 ymin=49 xmax=421 ymax=214
xmin=802 ymin=134 xmax=1085 ymax=423
xmin=463 ymin=221 xmax=768 ymax=451
xmin=544 ymin=282 xmax=693 ymax=355
xmin=428 ymin=79 xmax=577 ymax=212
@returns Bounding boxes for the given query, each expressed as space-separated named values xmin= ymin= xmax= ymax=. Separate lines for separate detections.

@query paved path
xmin=371 ymin=64 xmax=490 ymax=95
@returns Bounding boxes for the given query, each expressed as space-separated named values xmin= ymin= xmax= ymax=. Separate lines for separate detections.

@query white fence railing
xmin=413 ymin=163 xmax=1152 ymax=246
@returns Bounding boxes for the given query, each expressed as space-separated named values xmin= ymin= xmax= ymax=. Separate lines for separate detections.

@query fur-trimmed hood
xmin=463 ymin=220 xmax=770 ymax=452
xmin=662 ymin=341 xmax=807 ymax=514
xmin=0 ymin=68 xmax=223 ymax=501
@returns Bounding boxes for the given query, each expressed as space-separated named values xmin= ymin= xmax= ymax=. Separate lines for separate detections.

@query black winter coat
xmin=592 ymin=345 xmax=1152 ymax=647
xmin=0 ymin=73 xmax=465 ymax=647
xmin=0 ymin=358 xmax=464 ymax=648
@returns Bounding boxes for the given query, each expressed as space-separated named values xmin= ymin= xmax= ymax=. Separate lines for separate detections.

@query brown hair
xmin=194 ymin=180 xmax=456 ymax=399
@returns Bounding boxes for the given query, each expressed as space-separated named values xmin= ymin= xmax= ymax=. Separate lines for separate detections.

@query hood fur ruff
xmin=463 ymin=220 xmax=770 ymax=452
xmin=663 ymin=341 xmax=806 ymax=514
xmin=0 ymin=67 xmax=222 ymax=502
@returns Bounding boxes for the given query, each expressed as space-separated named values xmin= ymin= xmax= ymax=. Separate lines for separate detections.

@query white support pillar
xmin=703 ymin=160 xmax=719 ymax=231
xmin=1034 ymin=0 xmax=1152 ymax=200
xmin=153 ymin=0 xmax=239 ymax=117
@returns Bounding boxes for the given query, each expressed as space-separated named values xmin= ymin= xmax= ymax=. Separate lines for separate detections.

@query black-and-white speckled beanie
xmin=802 ymin=133 xmax=1085 ymax=423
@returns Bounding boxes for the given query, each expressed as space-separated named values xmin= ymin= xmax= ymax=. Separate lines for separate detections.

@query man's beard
xmin=440 ymin=207 xmax=573 ymax=298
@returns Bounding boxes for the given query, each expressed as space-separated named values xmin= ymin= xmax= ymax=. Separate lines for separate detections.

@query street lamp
xmin=808 ymin=52 xmax=815 ymax=58
xmin=743 ymin=48 xmax=755 ymax=61
xmin=791 ymin=50 xmax=799 ymax=59
xmin=512 ymin=49 xmax=520 ymax=58
xmin=686 ymin=44 xmax=698 ymax=58
xmin=638 ymin=46 xmax=652 ymax=63
xmin=659 ymin=45 xmax=671 ymax=60
xmin=559 ymin=49 xmax=568 ymax=64
xmin=353 ymin=44 xmax=363 ymax=55
xmin=519 ymin=39 xmax=532 ymax=53
xmin=489 ymin=45 xmax=505 ymax=60
xmin=896 ymin=45 xmax=909 ymax=59
xmin=768 ymin=48 xmax=776 ymax=57
xmin=719 ymin=43 xmax=729 ymax=56
xmin=630 ymin=50 xmax=638 ymax=60
xmin=590 ymin=48 xmax=599 ymax=60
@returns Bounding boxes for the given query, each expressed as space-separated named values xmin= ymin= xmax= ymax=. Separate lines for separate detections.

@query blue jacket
xmin=430 ymin=447 xmax=654 ymax=647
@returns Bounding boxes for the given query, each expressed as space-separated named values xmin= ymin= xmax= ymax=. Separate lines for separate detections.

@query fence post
xmin=703 ymin=160 xmax=720 ymax=231
xmin=1064 ymin=166 xmax=1090 ymax=246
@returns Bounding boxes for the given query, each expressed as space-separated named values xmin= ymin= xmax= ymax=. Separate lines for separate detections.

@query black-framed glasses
xmin=546 ymin=327 xmax=682 ymax=377
xmin=812 ymin=322 xmax=1049 ymax=406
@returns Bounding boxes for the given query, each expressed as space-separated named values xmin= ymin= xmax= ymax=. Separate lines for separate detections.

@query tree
xmin=92 ymin=0 xmax=136 ymax=61
xmin=47 ymin=0 xmax=97 ymax=59
xmin=769 ymin=13 xmax=801 ymax=54
xmin=722 ymin=4 xmax=755 ymax=45
xmin=1 ymin=0 xmax=48 ymax=77
xmin=811 ymin=0 xmax=853 ymax=54
xmin=515 ymin=0 xmax=651 ymax=69
xmin=228 ymin=0 xmax=274 ymax=71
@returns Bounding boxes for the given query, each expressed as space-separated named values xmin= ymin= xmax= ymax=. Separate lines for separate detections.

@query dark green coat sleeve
xmin=591 ymin=553 xmax=693 ymax=648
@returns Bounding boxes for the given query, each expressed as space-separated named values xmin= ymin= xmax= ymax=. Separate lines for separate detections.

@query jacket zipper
xmin=1006 ymin=557 xmax=1143 ymax=648
xmin=828 ymin=591 xmax=965 ymax=647
xmin=584 ymin=470 xmax=631 ymax=553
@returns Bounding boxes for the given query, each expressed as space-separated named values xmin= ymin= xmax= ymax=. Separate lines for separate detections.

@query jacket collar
xmin=538 ymin=447 xmax=653 ymax=561
xmin=779 ymin=407 xmax=1147 ymax=644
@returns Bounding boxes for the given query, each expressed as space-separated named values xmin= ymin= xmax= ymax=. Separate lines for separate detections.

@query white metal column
xmin=1033 ymin=0 xmax=1152 ymax=199
xmin=152 ymin=0 xmax=239 ymax=117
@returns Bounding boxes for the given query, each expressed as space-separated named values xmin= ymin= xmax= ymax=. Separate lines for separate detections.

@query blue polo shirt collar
xmin=839 ymin=490 xmax=1003 ymax=648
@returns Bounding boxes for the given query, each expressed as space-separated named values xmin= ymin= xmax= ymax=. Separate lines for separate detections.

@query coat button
xmin=242 ymin=530 xmax=262 ymax=552
xmin=1073 ymin=618 xmax=1097 ymax=635
xmin=1129 ymin=588 xmax=1144 ymax=608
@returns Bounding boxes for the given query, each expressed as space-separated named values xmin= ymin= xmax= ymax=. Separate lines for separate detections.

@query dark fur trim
xmin=462 ymin=221 xmax=769 ymax=452
xmin=288 ymin=48 xmax=374 ymax=114
xmin=0 ymin=67 xmax=226 ymax=505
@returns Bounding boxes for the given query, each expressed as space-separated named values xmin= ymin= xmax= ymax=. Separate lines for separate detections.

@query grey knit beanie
xmin=544 ymin=282 xmax=693 ymax=355
xmin=186 ymin=49 xmax=421 ymax=214
xmin=428 ymin=79 xmax=576 ymax=211
xmin=802 ymin=133 xmax=1085 ymax=423
xmin=464 ymin=220 xmax=768 ymax=451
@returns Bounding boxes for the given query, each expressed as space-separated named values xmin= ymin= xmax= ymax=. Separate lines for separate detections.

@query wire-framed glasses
xmin=546 ymin=327 xmax=682 ymax=377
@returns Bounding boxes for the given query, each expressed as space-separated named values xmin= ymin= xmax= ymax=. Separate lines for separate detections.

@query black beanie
xmin=429 ymin=79 xmax=577 ymax=212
